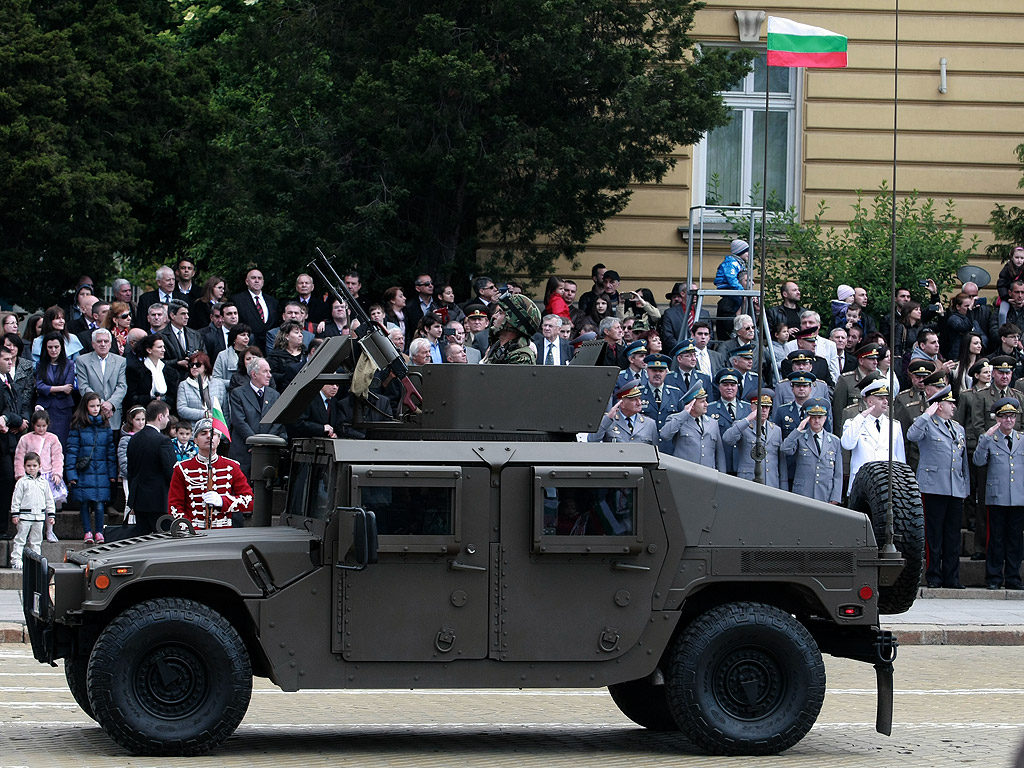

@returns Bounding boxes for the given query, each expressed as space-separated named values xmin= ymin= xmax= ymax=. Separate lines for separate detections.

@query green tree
xmin=174 ymin=0 xmax=754 ymax=293
xmin=0 ymin=0 xmax=208 ymax=309
xmin=726 ymin=184 xmax=979 ymax=322
xmin=988 ymin=142 xmax=1024 ymax=261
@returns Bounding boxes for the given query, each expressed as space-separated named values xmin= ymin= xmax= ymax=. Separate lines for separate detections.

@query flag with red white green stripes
xmin=767 ymin=17 xmax=848 ymax=69
xmin=211 ymin=397 xmax=231 ymax=442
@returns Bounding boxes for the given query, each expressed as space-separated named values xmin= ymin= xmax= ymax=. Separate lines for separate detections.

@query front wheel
xmin=86 ymin=597 xmax=252 ymax=756
xmin=65 ymin=654 xmax=95 ymax=721
xmin=666 ymin=602 xmax=825 ymax=755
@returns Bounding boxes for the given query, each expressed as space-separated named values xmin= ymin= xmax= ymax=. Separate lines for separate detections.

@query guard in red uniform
xmin=168 ymin=419 xmax=253 ymax=529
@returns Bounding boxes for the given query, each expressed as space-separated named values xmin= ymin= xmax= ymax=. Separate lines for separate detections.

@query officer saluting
xmin=722 ymin=390 xmax=786 ymax=488
xmin=707 ymin=368 xmax=751 ymax=474
xmin=781 ymin=398 xmax=843 ymax=503
xmin=588 ymin=379 xmax=659 ymax=445
xmin=907 ymin=385 xmax=969 ymax=589
xmin=973 ymin=397 xmax=1024 ymax=590
xmin=660 ymin=382 xmax=726 ymax=470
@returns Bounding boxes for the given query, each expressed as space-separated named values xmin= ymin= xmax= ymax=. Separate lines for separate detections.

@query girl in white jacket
xmin=9 ymin=452 xmax=55 ymax=569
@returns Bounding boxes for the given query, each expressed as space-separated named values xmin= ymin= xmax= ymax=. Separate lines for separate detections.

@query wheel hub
xmin=134 ymin=644 xmax=208 ymax=719
xmin=712 ymin=647 xmax=783 ymax=720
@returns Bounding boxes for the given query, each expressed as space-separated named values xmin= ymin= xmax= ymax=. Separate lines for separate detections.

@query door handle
xmin=612 ymin=561 xmax=650 ymax=572
xmin=448 ymin=560 xmax=487 ymax=572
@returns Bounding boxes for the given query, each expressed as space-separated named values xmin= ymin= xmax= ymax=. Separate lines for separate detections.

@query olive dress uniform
xmin=973 ymin=402 xmax=1024 ymax=589
xmin=781 ymin=422 xmax=843 ymax=503
xmin=894 ymin=387 xmax=928 ymax=470
xmin=907 ymin=403 xmax=970 ymax=588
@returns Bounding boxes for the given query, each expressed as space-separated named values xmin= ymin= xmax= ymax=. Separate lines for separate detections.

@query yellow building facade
xmin=551 ymin=1 xmax=1024 ymax=302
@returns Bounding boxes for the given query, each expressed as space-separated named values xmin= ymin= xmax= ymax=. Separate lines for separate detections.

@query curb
xmin=0 ymin=623 xmax=25 ymax=644
xmin=887 ymin=625 xmax=1024 ymax=646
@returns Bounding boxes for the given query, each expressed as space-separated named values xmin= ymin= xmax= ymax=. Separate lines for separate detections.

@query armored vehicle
xmin=23 ymin=297 xmax=920 ymax=758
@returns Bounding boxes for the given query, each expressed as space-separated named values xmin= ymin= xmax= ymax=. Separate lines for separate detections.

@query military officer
xmin=956 ymin=359 xmax=993 ymax=560
xmin=481 ymin=293 xmax=541 ymax=365
xmin=840 ymin=378 xmax=907 ymax=493
xmin=774 ymin=371 xmax=832 ymax=490
xmin=728 ymin=343 xmax=761 ymax=400
xmin=640 ymin=353 xmax=684 ymax=453
xmin=781 ymin=398 xmax=843 ymax=504
xmin=588 ymin=379 xmax=659 ymax=445
xmin=907 ymin=385 xmax=969 ymax=589
xmin=707 ymin=368 xmax=752 ymax=475
xmin=775 ymin=351 xmax=829 ymax=404
xmin=973 ymin=397 xmax=1024 ymax=590
xmin=615 ymin=339 xmax=649 ymax=391
xmin=660 ymin=382 xmax=726 ymax=470
xmin=894 ymin=359 xmax=936 ymax=470
xmin=667 ymin=338 xmax=714 ymax=401
xmin=833 ymin=342 xmax=881 ymax=419
xmin=722 ymin=390 xmax=786 ymax=488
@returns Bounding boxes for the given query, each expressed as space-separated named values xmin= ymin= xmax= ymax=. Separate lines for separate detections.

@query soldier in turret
xmin=481 ymin=293 xmax=541 ymax=365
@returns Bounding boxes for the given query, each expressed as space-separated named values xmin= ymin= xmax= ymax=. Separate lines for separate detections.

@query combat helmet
xmin=494 ymin=292 xmax=541 ymax=337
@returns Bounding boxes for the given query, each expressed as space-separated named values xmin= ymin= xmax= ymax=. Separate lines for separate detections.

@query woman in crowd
xmin=543 ymin=277 xmax=572 ymax=323
xmin=433 ymin=284 xmax=465 ymax=324
xmin=21 ymin=312 xmax=44 ymax=347
xmin=951 ymin=331 xmax=984 ymax=398
xmin=229 ymin=347 xmax=268 ymax=392
xmin=30 ymin=306 xmax=83 ymax=364
xmin=126 ymin=334 xmax=180 ymax=412
xmin=5 ymin=334 xmax=35 ymax=395
xmin=211 ymin=324 xmax=253 ymax=383
xmin=1 ymin=313 xmax=19 ymax=336
xmin=177 ymin=351 xmax=227 ymax=425
xmin=189 ymin=275 xmax=227 ymax=330
xmin=942 ymin=293 xmax=974 ymax=361
xmin=65 ymin=392 xmax=116 ymax=544
xmin=383 ymin=286 xmax=408 ymax=342
xmin=34 ymin=332 xmax=77 ymax=448
xmin=66 ymin=283 xmax=95 ymax=329
xmin=897 ymin=301 xmax=924 ymax=360
xmin=103 ymin=301 xmax=134 ymax=355
xmin=584 ymin=294 xmax=614 ymax=331
xmin=645 ymin=329 xmax=664 ymax=355
xmin=268 ymin=321 xmax=308 ymax=390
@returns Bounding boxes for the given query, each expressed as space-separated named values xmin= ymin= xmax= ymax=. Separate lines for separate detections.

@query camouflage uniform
xmin=482 ymin=293 xmax=541 ymax=365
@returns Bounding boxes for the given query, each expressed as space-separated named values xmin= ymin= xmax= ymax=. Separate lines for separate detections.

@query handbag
xmin=75 ymin=455 xmax=91 ymax=472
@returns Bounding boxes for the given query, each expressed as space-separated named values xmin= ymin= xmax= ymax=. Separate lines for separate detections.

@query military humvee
xmin=22 ymin=326 xmax=920 ymax=758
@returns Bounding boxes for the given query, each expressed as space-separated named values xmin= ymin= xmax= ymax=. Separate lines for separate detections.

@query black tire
xmin=848 ymin=460 xmax=925 ymax=615
xmin=65 ymin=655 xmax=95 ymax=721
xmin=86 ymin=597 xmax=252 ymax=756
xmin=665 ymin=602 xmax=825 ymax=756
xmin=608 ymin=677 xmax=679 ymax=731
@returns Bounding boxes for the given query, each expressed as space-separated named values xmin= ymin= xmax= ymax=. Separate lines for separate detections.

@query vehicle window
xmin=542 ymin=486 xmax=636 ymax=536
xmin=286 ymin=459 xmax=333 ymax=519
xmin=360 ymin=485 xmax=454 ymax=535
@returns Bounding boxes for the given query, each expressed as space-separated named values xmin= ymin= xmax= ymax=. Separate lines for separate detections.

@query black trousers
xmin=0 ymin=455 xmax=13 ymax=538
xmin=986 ymin=505 xmax=1024 ymax=588
xmin=922 ymin=493 xmax=963 ymax=587
xmin=968 ymin=459 xmax=987 ymax=554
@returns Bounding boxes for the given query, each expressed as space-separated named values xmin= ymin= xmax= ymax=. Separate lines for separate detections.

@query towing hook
xmin=874 ymin=630 xmax=899 ymax=663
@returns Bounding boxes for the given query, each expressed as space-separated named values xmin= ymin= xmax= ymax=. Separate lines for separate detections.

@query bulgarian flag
xmin=767 ymin=17 xmax=848 ymax=69
xmin=211 ymin=397 xmax=231 ymax=442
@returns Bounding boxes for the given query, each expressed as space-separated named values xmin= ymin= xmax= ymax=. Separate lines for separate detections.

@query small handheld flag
xmin=211 ymin=397 xmax=231 ymax=442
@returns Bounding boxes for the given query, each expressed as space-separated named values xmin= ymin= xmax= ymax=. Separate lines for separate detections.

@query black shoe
xmin=944 ymin=583 xmax=967 ymax=589
xmin=926 ymin=581 xmax=942 ymax=589
xmin=1007 ymin=584 xmax=1024 ymax=591
xmin=987 ymin=583 xmax=1004 ymax=590
xmin=971 ymin=552 xmax=986 ymax=561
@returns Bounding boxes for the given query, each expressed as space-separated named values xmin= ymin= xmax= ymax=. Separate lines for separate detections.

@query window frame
xmin=692 ymin=48 xmax=803 ymax=218
xmin=532 ymin=466 xmax=646 ymax=554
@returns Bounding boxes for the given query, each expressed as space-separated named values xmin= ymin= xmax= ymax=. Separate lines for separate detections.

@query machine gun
xmin=308 ymin=248 xmax=423 ymax=414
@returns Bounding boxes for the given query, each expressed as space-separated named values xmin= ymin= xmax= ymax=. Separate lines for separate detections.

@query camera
xmin=442 ymin=328 xmax=457 ymax=338
xmin=917 ymin=279 xmax=930 ymax=288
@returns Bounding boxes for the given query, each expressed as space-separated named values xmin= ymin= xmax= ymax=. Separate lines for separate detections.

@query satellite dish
xmin=957 ymin=264 xmax=991 ymax=288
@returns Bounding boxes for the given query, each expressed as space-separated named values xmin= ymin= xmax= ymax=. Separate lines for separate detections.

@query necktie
xmin=814 ymin=432 xmax=822 ymax=454
xmin=945 ymin=420 xmax=955 ymax=439
xmin=255 ymin=295 xmax=265 ymax=323
xmin=696 ymin=417 xmax=704 ymax=435
xmin=728 ymin=402 xmax=735 ymax=420
xmin=655 ymin=388 xmax=662 ymax=407
xmin=875 ymin=418 xmax=882 ymax=433
xmin=683 ymin=372 xmax=690 ymax=390
xmin=162 ymin=292 xmax=171 ymax=303
xmin=1009 ymin=433 xmax=1014 ymax=451
xmin=256 ymin=389 xmax=264 ymax=400
xmin=177 ymin=328 xmax=186 ymax=353
xmin=627 ymin=416 xmax=634 ymax=434
xmin=545 ymin=342 xmax=554 ymax=366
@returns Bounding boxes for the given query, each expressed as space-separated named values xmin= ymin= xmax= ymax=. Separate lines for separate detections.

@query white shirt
xmin=695 ymin=346 xmax=712 ymax=377
xmin=840 ymin=411 xmax=907 ymax=492
xmin=542 ymin=338 xmax=562 ymax=366
xmin=249 ymin=292 xmax=268 ymax=324
xmin=784 ymin=337 xmax=840 ymax=384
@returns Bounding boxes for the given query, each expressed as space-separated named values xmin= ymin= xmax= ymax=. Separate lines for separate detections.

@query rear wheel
xmin=849 ymin=460 xmax=925 ymax=614
xmin=608 ymin=677 xmax=678 ymax=731
xmin=86 ymin=597 xmax=252 ymax=756
xmin=666 ymin=602 xmax=825 ymax=755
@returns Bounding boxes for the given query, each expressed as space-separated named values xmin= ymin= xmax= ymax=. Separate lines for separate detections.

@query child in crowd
xmin=173 ymin=421 xmax=198 ymax=462
xmin=831 ymin=284 xmax=855 ymax=329
xmin=14 ymin=409 xmax=66 ymax=542
xmin=997 ymin=247 xmax=1024 ymax=304
xmin=65 ymin=393 xmax=116 ymax=544
xmin=9 ymin=452 xmax=55 ymax=569
xmin=118 ymin=406 xmax=146 ymax=502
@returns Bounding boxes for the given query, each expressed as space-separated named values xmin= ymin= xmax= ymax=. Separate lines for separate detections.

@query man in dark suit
xmin=0 ymin=346 xmax=29 ymax=537
xmin=159 ymin=300 xmax=206 ymax=373
xmin=231 ymin=268 xmax=279 ymax=352
xmin=533 ymin=314 xmax=572 ymax=365
xmin=203 ymin=302 xmax=236 ymax=364
xmin=135 ymin=266 xmax=187 ymax=329
xmin=74 ymin=298 xmax=111 ymax=353
xmin=288 ymin=383 xmax=348 ymax=440
xmin=126 ymin=401 xmax=177 ymax=534
xmin=404 ymin=274 xmax=438 ymax=337
xmin=294 ymin=273 xmax=329 ymax=326
xmin=228 ymin=357 xmax=287 ymax=478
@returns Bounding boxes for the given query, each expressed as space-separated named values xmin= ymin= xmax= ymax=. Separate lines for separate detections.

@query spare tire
xmin=848 ymin=460 xmax=924 ymax=615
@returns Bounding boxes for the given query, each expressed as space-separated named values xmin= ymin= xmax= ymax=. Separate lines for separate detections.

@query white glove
xmin=202 ymin=491 xmax=223 ymax=508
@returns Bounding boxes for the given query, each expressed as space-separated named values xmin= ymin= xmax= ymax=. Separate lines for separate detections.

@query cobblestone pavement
xmin=1 ymin=644 xmax=1023 ymax=767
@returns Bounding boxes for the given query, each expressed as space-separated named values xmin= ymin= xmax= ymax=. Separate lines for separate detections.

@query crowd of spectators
xmin=3 ymin=252 xmax=1024 ymax=579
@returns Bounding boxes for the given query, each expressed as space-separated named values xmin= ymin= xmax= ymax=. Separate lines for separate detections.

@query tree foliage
xmin=0 ymin=0 xmax=208 ymax=309
xmin=988 ymin=142 xmax=1024 ymax=261
xmin=174 ymin=0 xmax=754 ymax=292
xmin=726 ymin=184 xmax=979 ymax=322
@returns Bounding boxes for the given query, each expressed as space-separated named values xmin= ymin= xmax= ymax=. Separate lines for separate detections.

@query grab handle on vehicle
xmin=612 ymin=561 xmax=650 ymax=572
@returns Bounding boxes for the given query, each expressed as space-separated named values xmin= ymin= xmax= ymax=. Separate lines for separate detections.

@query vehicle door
xmin=336 ymin=464 xmax=491 ymax=661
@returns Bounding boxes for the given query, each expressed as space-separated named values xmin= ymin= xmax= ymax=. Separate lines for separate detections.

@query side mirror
xmin=335 ymin=506 xmax=378 ymax=570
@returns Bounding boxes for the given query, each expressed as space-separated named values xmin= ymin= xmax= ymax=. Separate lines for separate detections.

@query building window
xmin=694 ymin=53 xmax=801 ymax=213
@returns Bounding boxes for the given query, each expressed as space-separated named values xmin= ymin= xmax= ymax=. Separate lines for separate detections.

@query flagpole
xmin=752 ymin=59 xmax=771 ymax=486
